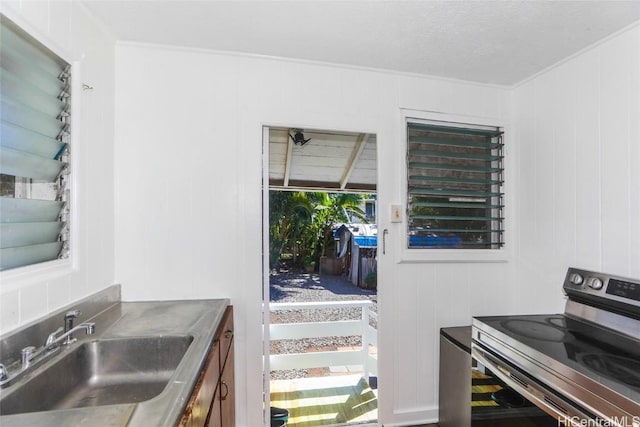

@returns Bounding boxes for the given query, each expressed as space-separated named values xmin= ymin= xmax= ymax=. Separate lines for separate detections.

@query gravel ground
xmin=269 ymin=266 xmax=377 ymax=380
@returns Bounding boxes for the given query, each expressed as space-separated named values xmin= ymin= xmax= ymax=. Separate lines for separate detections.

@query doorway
xmin=262 ymin=126 xmax=379 ymax=427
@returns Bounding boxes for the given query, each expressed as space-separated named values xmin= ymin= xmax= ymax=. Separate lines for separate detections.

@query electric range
xmin=472 ymin=268 xmax=640 ymax=427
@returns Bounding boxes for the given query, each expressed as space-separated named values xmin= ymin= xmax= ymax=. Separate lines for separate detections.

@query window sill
xmin=397 ymin=248 xmax=509 ymax=263
xmin=0 ymin=259 xmax=74 ymax=291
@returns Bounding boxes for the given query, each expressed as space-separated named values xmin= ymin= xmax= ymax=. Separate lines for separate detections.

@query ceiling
xmin=83 ymin=0 xmax=640 ymax=86
xmin=268 ymin=127 xmax=376 ymax=193
xmin=80 ymin=1 xmax=639 ymax=193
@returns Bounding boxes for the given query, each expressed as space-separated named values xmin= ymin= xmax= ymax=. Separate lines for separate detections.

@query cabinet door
xmin=207 ymin=306 xmax=234 ymax=427
xmin=182 ymin=339 xmax=220 ymax=427
xmin=184 ymin=306 xmax=234 ymax=427
xmin=218 ymin=307 xmax=234 ymax=363
xmin=207 ymin=384 xmax=222 ymax=427
xmin=220 ymin=344 xmax=235 ymax=427
xmin=195 ymin=340 xmax=221 ymax=426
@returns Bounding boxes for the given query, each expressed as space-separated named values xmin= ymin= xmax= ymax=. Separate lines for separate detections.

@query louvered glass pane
xmin=412 ymin=201 xmax=503 ymax=210
xmin=409 ymin=175 xmax=502 ymax=185
xmin=0 ymin=16 xmax=65 ymax=77
xmin=408 ymin=135 xmax=501 ymax=149
xmin=0 ymin=14 xmax=70 ymax=271
xmin=411 ymin=214 xmax=501 ymax=222
xmin=409 ymin=161 xmax=501 ymax=173
xmin=409 ymin=188 xmax=502 ymax=198
xmin=407 ymin=121 xmax=504 ymax=249
xmin=1 ymin=100 xmax=66 ymax=138
xmin=0 ymin=122 xmax=65 ymax=158
xmin=0 ymin=41 xmax=66 ymax=95
xmin=410 ymin=149 xmax=501 ymax=161
xmin=1 ymin=71 xmax=67 ymax=118
xmin=1 ymin=222 xmax=62 ymax=248
xmin=0 ymin=146 xmax=66 ymax=181
xmin=409 ymin=121 xmax=501 ymax=137
xmin=0 ymin=197 xmax=63 ymax=222
xmin=0 ymin=242 xmax=62 ymax=270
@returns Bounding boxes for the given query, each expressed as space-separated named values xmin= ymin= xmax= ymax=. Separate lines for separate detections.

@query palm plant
xmin=269 ymin=191 xmax=313 ymax=268
xmin=270 ymin=191 xmax=368 ymax=269
xmin=308 ymin=192 xmax=367 ymax=258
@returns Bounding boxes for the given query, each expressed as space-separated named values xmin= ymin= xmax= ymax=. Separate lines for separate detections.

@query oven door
xmin=471 ymin=343 xmax=596 ymax=427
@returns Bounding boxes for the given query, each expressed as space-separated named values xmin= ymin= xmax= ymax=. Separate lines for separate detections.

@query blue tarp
xmin=353 ymin=235 xmax=377 ymax=247
xmin=409 ymin=235 xmax=462 ymax=248
xmin=340 ymin=232 xmax=462 ymax=248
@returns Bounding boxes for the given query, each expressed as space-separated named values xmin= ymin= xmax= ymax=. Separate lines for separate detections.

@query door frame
xmin=261 ymin=124 xmax=382 ymax=426
xmin=262 ymin=126 xmax=272 ymax=427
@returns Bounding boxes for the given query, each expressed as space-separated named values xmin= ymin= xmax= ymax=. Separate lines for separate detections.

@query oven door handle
xmin=471 ymin=344 xmax=595 ymax=426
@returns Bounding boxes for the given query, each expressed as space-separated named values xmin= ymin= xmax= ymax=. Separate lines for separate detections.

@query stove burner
xmin=580 ymin=354 xmax=640 ymax=389
xmin=546 ymin=316 xmax=566 ymax=329
xmin=500 ymin=319 xmax=567 ymax=342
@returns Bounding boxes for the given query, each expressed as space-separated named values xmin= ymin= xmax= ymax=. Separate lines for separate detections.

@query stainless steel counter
xmin=0 ymin=286 xmax=230 ymax=427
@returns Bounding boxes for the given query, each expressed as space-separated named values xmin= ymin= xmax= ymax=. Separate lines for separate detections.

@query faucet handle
xmin=21 ymin=346 xmax=36 ymax=369
xmin=45 ymin=326 xmax=64 ymax=347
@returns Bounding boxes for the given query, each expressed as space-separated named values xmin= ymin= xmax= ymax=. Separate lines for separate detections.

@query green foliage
xmin=411 ymin=196 xmax=490 ymax=243
xmin=269 ymin=191 xmax=313 ymax=268
xmin=309 ymin=192 xmax=367 ymax=259
xmin=269 ymin=191 xmax=368 ymax=268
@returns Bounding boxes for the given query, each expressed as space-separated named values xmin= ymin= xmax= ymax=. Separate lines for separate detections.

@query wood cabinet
xmin=211 ymin=307 xmax=234 ymax=427
xmin=180 ymin=306 xmax=234 ymax=427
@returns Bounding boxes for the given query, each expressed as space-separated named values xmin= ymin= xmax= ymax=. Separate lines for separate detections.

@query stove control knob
xmin=586 ymin=277 xmax=604 ymax=290
xmin=568 ymin=273 xmax=583 ymax=285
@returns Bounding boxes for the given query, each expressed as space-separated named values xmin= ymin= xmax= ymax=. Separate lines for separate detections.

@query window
xmin=407 ymin=120 xmax=504 ymax=249
xmin=365 ymin=198 xmax=376 ymax=222
xmin=0 ymin=15 xmax=71 ymax=271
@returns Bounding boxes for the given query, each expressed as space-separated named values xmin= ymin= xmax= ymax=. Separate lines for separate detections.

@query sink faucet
xmin=19 ymin=323 xmax=95 ymax=370
xmin=0 ymin=311 xmax=96 ymax=388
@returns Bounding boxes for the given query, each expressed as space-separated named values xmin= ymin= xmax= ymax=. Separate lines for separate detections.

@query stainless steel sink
xmin=0 ymin=295 xmax=229 ymax=427
xmin=0 ymin=335 xmax=193 ymax=415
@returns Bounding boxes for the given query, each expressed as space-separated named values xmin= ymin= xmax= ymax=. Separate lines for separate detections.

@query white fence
xmin=269 ymin=300 xmax=377 ymax=379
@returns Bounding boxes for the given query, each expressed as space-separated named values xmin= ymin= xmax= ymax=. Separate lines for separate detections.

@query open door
xmin=262 ymin=125 xmax=378 ymax=426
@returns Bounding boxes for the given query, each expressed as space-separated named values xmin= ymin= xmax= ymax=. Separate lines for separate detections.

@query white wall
xmin=1 ymin=4 xmax=636 ymax=425
xmin=114 ymin=43 xmax=512 ymax=425
xmin=0 ymin=1 xmax=115 ymax=332
xmin=511 ymin=23 xmax=640 ymax=314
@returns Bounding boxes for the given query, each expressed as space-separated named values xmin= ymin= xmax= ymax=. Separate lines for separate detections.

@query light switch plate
xmin=390 ymin=204 xmax=402 ymax=222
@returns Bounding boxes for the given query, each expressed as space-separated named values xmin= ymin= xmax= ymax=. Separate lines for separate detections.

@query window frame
xmin=397 ymin=110 xmax=511 ymax=264
xmin=0 ymin=12 xmax=79 ymax=282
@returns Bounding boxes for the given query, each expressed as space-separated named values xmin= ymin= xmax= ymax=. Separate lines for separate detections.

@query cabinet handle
xmin=220 ymin=381 xmax=229 ymax=400
xmin=224 ymin=330 xmax=233 ymax=339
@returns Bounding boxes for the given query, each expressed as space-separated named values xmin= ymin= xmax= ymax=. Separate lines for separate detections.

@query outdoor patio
xmin=269 ymin=268 xmax=378 ymax=426
xmin=270 ymin=374 xmax=378 ymax=426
